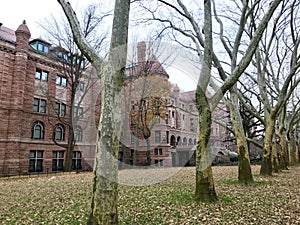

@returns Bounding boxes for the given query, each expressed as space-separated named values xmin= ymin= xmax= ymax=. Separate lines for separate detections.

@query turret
xmin=15 ymin=20 xmax=31 ymax=51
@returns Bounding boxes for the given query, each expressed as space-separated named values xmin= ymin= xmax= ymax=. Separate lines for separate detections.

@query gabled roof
xmin=126 ymin=55 xmax=169 ymax=78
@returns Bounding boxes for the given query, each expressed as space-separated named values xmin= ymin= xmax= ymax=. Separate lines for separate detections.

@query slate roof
xmin=0 ymin=25 xmax=16 ymax=43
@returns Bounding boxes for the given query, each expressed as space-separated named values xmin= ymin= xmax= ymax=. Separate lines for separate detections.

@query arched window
xmin=31 ymin=121 xmax=44 ymax=139
xmin=183 ymin=137 xmax=187 ymax=145
xmin=74 ymin=126 xmax=83 ymax=142
xmin=188 ymin=138 xmax=193 ymax=145
xmin=177 ymin=136 xmax=181 ymax=145
xmin=54 ymin=124 xmax=65 ymax=141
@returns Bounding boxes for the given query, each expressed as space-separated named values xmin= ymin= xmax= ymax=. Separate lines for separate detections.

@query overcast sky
xmin=0 ymin=0 xmax=196 ymax=91
xmin=0 ymin=0 xmax=105 ymax=38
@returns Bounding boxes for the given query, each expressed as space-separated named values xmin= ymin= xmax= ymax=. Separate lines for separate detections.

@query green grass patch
xmin=218 ymin=194 xmax=234 ymax=202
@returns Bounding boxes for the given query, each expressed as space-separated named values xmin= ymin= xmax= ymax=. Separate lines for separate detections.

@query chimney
xmin=137 ymin=41 xmax=146 ymax=63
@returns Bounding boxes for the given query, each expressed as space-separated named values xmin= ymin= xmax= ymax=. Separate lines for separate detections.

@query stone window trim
xmin=35 ymin=69 xmax=49 ymax=81
xmin=52 ymin=150 xmax=64 ymax=172
xmin=56 ymin=75 xmax=67 ymax=87
xmin=33 ymin=98 xmax=47 ymax=114
xmin=55 ymin=102 xmax=67 ymax=117
xmin=28 ymin=150 xmax=43 ymax=172
xmin=54 ymin=124 xmax=65 ymax=141
xmin=31 ymin=121 xmax=45 ymax=139
xmin=72 ymin=151 xmax=82 ymax=170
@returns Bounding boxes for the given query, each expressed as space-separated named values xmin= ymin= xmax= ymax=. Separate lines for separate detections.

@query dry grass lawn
xmin=0 ymin=165 xmax=300 ymax=224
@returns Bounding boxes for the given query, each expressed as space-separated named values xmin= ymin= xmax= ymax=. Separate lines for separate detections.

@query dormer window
xmin=30 ymin=39 xmax=50 ymax=55
xmin=37 ymin=43 xmax=49 ymax=54
xmin=57 ymin=51 xmax=69 ymax=61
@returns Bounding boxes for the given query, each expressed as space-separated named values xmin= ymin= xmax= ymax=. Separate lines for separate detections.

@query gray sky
xmin=0 ymin=0 xmax=103 ymax=38
xmin=0 ymin=0 xmax=196 ymax=91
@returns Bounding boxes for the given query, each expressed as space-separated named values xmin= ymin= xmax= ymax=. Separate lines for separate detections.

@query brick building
xmin=0 ymin=22 xmax=231 ymax=176
xmin=118 ymin=42 xmax=231 ymax=167
xmin=0 ymin=21 xmax=98 ymax=176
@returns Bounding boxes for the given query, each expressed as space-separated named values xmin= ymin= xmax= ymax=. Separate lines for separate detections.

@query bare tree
xmin=124 ymin=41 xmax=172 ymax=166
xmin=137 ymin=0 xmax=283 ymax=200
xmin=37 ymin=6 xmax=106 ymax=172
xmin=57 ymin=0 xmax=130 ymax=224
xmin=253 ymin=0 xmax=300 ymax=176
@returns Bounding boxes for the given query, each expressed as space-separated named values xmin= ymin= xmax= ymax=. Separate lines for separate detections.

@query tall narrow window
xmin=54 ymin=124 xmax=65 ymax=141
xmin=56 ymin=75 xmax=67 ymax=87
xmin=72 ymin=151 xmax=82 ymax=170
xmin=74 ymin=126 xmax=83 ymax=142
xmin=73 ymin=106 xmax=84 ymax=118
xmin=154 ymin=148 xmax=163 ymax=155
xmin=55 ymin=102 xmax=66 ymax=117
xmin=29 ymin=150 xmax=43 ymax=172
xmin=130 ymin=133 xmax=135 ymax=145
xmin=155 ymin=131 xmax=161 ymax=143
xmin=35 ymin=69 xmax=48 ymax=81
xmin=33 ymin=98 xmax=46 ymax=113
xmin=31 ymin=121 xmax=44 ymax=139
xmin=52 ymin=151 xmax=64 ymax=171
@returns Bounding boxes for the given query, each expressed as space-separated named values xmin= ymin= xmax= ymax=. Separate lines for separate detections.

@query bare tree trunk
xmin=296 ymin=139 xmax=300 ymax=163
xmin=277 ymin=130 xmax=288 ymax=170
xmin=260 ymin=117 xmax=275 ymax=176
xmin=271 ymin=138 xmax=280 ymax=173
xmin=145 ymin=138 xmax=151 ymax=166
xmin=288 ymin=138 xmax=294 ymax=165
xmin=228 ymin=87 xmax=253 ymax=184
xmin=65 ymin=127 xmax=75 ymax=171
xmin=195 ymin=99 xmax=217 ymax=202
xmin=195 ymin=70 xmax=217 ymax=200
xmin=194 ymin=0 xmax=217 ymax=202
xmin=87 ymin=1 xmax=130 ymax=224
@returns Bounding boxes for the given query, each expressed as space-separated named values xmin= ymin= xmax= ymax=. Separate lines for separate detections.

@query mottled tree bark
xmin=228 ymin=86 xmax=253 ymax=184
xmin=277 ymin=130 xmax=288 ymax=170
xmin=58 ymin=0 xmax=130 ymax=223
xmin=195 ymin=90 xmax=217 ymax=202
xmin=271 ymin=138 xmax=280 ymax=173
xmin=194 ymin=0 xmax=217 ymax=202
xmin=296 ymin=140 xmax=300 ymax=163
xmin=260 ymin=117 xmax=276 ymax=176
xmin=88 ymin=1 xmax=130 ymax=224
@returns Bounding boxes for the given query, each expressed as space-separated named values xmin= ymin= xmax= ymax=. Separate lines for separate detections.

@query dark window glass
xmin=33 ymin=98 xmax=39 ymax=112
xmin=32 ymin=121 xmax=44 ymax=139
xmin=28 ymin=150 xmax=43 ymax=172
xmin=52 ymin=151 xmax=64 ymax=171
xmin=72 ymin=151 xmax=82 ymax=170
xmin=56 ymin=75 xmax=67 ymax=87
xmin=40 ymin=99 xmax=46 ymax=113
xmin=33 ymin=98 xmax=46 ymax=113
xmin=61 ymin=103 xmax=66 ymax=117
xmin=75 ymin=126 xmax=82 ymax=142
xmin=55 ymin=124 xmax=64 ymax=141
xmin=55 ymin=102 xmax=60 ymax=116
xmin=155 ymin=131 xmax=161 ymax=143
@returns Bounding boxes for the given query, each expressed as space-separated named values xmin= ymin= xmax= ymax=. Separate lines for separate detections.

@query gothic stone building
xmin=0 ymin=21 xmax=98 ymax=176
xmin=118 ymin=42 xmax=231 ymax=167
xmin=0 ymin=22 xmax=231 ymax=176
